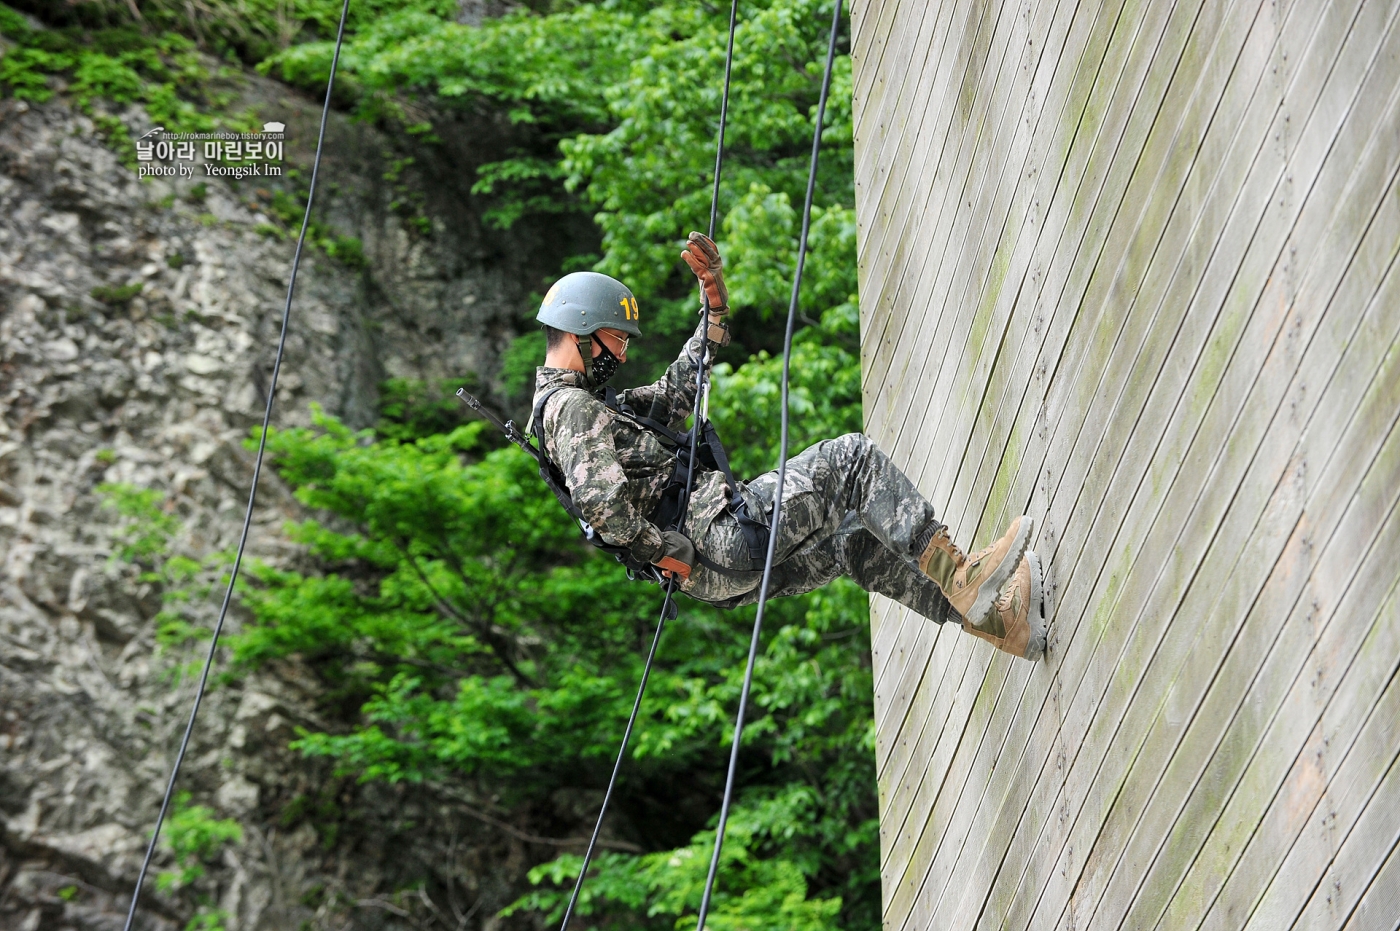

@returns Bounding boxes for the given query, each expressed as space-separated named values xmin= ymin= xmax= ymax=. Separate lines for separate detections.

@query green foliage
xmin=498 ymin=328 xmax=546 ymax=402
xmin=556 ymin=2 xmax=853 ymax=308
xmin=471 ymin=155 xmax=570 ymax=230
xmin=706 ymin=183 xmax=861 ymax=476
xmin=375 ymin=376 xmax=484 ymax=443
xmin=258 ymin=0 xmax=854 ymax=378
xmin=229 ymin=401 xmax=879 ymax=928
xmin=253 ymin=185 xmax=369 ymax=267
xmin=164 ymin=0 xmax=460 ymax=67
xmin=156 ymin=791 xmax=243 ymax=891
xmin=100 ymin=482 xmax=182 ymax=565
xmin=0 ymin=3 xmax=27 ymax=34
xmin=99 ymin=483 xmax=230 ymax=667
xmin=184 ymin=909 xmax=231 ymax=931
xmin=380 ymin=154 xmax=433 ymax=232
xmin=0 ymin=10 xmax=254 ymax=140
xmin=0 ymin=46 xmax=69 ymax=100
xmin=321 ymin=233 xmax=366 ymax=267
xmin=90 ymin=282 xmax=144 ymax=305
xmin=506 ymin=579 xmax=878 ymax=930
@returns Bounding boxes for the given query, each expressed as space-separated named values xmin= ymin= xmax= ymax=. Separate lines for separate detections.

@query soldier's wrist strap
xmin=702 ymin=304 xmax=731 ymax=347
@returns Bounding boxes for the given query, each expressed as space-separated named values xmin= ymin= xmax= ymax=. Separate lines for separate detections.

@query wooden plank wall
xmin=848 ymin=0 xmax=1400 ymax=929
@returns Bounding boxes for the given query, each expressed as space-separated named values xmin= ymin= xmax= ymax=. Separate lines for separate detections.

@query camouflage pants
xmin=683 ymin=433 xmax=958 ymax=625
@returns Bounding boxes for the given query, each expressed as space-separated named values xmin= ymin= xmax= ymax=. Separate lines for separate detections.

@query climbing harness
xmin=541 ymin=385 xmax=767 ymax=572
xmin=460 ymin=382 xmax=767 ymax=580
xmin=118 ymin=1 xmax=353 ymax=928
xmin=694 ymin=1 xmax=844 ymax=926
xmin=600 ymin=385 xmax=768 ymax=573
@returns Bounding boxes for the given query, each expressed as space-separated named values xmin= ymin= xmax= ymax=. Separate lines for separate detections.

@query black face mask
xmin=579 ymin=335 xmax=621 ymax=388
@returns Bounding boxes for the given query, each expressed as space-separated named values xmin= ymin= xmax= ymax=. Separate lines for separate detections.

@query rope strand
xmin=557 ymin=581 xmax=676 ymax=931
xmin=119 ymin=2 xmax=352 ymax=927
xmin=708 ymin=0 xmax=740 ymax=240
xmin=693 ymin=3 xmax=843 ymax=927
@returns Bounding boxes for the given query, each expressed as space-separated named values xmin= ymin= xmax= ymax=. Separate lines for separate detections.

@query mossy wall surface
xmin=849 ymin=1 xmax=1400 ymax=929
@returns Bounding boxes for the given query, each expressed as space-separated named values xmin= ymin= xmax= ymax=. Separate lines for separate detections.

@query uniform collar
xmin=535 ymin=366 xmax=592 ymax=392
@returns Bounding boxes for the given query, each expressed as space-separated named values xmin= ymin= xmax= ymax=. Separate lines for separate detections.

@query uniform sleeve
xmin=619 ymin=318 xmax=721 ymax=430
xmin=544 ymin=390 xmax=666 ymax=563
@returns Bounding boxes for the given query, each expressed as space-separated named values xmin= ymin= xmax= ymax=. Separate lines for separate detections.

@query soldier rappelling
xmin=527 ymin=232 xmax=1049 ymax=661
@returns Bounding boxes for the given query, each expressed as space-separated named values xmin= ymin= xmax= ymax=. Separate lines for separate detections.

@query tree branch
xmin=436 ymin=787 xmax=641 ymax=853
xmin=395 ymin=542 xmax=536 ymax=688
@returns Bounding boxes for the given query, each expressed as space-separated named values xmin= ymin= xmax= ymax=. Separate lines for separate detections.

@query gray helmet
xmin=536 ymin=271 xmax=642 ymax=338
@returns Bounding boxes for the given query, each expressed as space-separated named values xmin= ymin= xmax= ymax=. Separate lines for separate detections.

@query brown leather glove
xmin=653 ymin=530 xmax=695 ymax=582
xmin=681 ymin=231 xmax=728 ymax=312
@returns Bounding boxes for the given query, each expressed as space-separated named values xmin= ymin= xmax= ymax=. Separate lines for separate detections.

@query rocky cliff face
xmin=0 ymin=76 xmax=582 ymax=930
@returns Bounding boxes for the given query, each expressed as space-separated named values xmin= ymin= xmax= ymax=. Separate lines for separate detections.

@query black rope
xmin=119 ymin=3 xmax=352 ymax=928
xmin=557 ymin=581 xmax=676 ymax=931
xmin=693 ymin=1 xmax=842 ymax=927
xmin=708 ymin=0 xmax=740 ymax=241
xmin=557 ymin=3 xmax=741 ymax=927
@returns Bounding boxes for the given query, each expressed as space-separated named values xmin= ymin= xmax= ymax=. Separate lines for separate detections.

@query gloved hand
xmin=681 ymin=231 xmax=728 ymax=313
xmin=653 ymin=530 xmax=695 ymax=581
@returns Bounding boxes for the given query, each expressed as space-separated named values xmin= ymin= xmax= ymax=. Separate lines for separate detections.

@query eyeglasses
xmin=598 ymin=330 xmax=629 ymax=356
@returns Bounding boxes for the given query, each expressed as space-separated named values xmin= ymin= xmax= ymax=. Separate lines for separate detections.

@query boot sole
xmin=1023 ymin=549 xmax=1048 ymax=661
xmin=964 ymin=515 xmax=1034 ymax=627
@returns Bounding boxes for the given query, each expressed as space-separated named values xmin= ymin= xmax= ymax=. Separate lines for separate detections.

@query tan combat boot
xmin=962 ymin=550 xmax=1047 ymax=661
xmin=919 ymin=515 xmax=1033 ymax=630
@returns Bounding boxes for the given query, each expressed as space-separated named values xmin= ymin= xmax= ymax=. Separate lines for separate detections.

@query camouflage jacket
xmin=533 ymin=323 xmax=730 ymax=565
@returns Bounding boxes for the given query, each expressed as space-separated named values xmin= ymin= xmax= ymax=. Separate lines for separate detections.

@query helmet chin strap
xmin=576 ymin=333 xmax=621 ymax=387
xmin=576 ymin=334 xmax=595 ymax=384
